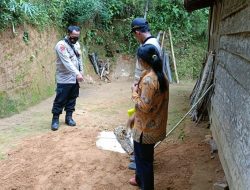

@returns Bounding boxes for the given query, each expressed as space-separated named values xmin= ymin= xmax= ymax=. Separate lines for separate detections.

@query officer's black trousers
xmin=51 ymin=83 xmax=79 ymax=117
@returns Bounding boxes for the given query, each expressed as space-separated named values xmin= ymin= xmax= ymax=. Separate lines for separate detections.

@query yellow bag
xmin=127 ymin=108 xmax=135 ymax=117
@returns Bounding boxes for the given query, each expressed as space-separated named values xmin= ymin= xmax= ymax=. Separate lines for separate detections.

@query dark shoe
xmin=65 ymin=117 xmax=76 ymax=126
xmin=129 ymin=176 xmax=138 ymax=186
xmin=51 ymin=118 xmax=59 ymax=131
xmin=128 ymin=161 xmax=136 ymax=170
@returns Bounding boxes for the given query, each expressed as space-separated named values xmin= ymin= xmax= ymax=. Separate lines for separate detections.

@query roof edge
xmin=184 ymin=0 xmax=215 ymax=12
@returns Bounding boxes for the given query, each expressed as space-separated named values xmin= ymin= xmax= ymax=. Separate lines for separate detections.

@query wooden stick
xmin=161 ymin=31 xmax=166 ymax=50
xmin=157 ymin=31 xmax=163 ymax=42
xmin=144 ymin=0 xmax=150 ymax=19
xmin=168 ymin=28 xmax=179 ymax=84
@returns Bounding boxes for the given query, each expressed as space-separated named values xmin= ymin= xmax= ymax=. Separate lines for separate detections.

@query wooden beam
xmin=184 ymin=0 xmax=215 ymax=12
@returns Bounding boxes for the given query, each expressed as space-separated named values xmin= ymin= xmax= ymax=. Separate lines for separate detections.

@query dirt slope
xmin=0 ymin=80 xmax=224 ymax=190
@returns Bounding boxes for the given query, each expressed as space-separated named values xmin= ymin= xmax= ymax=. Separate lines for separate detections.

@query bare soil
xmin=0 ymin=58 xmax=224 ymax=190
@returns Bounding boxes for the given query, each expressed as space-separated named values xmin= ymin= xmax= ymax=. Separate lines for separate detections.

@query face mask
xmin=69 ymin=37 xmax=79 ymax=44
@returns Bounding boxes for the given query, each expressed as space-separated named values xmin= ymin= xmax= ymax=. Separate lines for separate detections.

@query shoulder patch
xmin=59 ymin=44 xmax=66 ymax=52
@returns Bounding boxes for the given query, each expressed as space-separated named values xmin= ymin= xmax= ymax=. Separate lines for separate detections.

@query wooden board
xmin=217 ymin=49 xmax=250 ymax=93
xmin=222 ymin=0 xmax=248 ymax=19
xmin=220 ymin=5 xmax=250 ymax=35
xmin=211 ymin=64 xmax=250 ymax=189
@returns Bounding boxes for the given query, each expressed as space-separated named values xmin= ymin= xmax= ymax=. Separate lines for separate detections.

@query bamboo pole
xmin=168 ymin=28 xmax=179 ymax=84
xmin=144 ymin=0 xmax=150 ymax=19
xmin=156 ymin=31 xmax=163 ymax=42
xmin=161 ymin=31 xmax=166 ymax=50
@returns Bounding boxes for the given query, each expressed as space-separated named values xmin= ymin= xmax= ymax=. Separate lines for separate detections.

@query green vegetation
xmin=0 ymin=152 xmax=6 ymax=160
xmin=0 ymin=0 xmax=209 ymax=117
xmin=175 ymin=40 xmax=207 ymax=80
xmin=0 ymin=0 xmax=208 ymax=53
xmin=0 ymin=84 xmax=54 ymax=118
xmin=0 ymin=0 xmax=50 ymax=31
xmin=0 ymin=0 xmax=208 ymax=45
xmin=178 ymin=128 xmax=186 ymax=141
xmin=0 ymin=91 xmax=18 ymax=116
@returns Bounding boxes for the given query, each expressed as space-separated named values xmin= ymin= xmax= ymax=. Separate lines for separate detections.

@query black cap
xmin=130 ymin=18 xmax=150 ymax=33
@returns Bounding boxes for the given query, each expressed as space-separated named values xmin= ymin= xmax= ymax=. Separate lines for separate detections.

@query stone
xmin=209 ymin=139 xmax=218 ymax=153
xmin=213 ymin=182 xmax=229 ymax=190
xmin=113 ymin=126 xmax=134 ymax=155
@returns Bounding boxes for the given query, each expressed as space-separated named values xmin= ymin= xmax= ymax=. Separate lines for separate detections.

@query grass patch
xmin=0 ymin=84 xmax=55 ymax=118
xmin=0 ymin=91 xmax=19 ymax=117
xmin=0 ymin=152 xmax=6 ymax=160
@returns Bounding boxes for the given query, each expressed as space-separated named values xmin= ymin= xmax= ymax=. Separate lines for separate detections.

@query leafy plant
xmin=62 ymin=0 xmax=106 ymax=27
xmin=0 ymin=0 xmax=51 ymax=31
xmin=178 ymin=128 xmax=185 ymax=141
xmin=95 ymin=36 xmax=104 ymax=45
xmin=148 ymin=0 xmax=208 ymax=43
xmin=22 ymin=30 xmax=29 ymax=43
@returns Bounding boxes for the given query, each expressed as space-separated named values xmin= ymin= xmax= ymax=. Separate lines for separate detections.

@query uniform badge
xmin=60 ymin=45 xmax=66 ymax=52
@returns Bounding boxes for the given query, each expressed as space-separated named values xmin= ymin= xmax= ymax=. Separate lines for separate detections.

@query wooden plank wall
xmin=210 ymin=0 xmax=250 ymax=189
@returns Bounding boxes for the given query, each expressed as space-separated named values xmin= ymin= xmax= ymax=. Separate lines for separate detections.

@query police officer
xmin=51 ymin=25 xmax=84 ymax=131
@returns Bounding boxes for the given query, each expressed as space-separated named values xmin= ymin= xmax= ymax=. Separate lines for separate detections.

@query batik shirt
xmin=132 ymin=69 xmax=169 ymax=144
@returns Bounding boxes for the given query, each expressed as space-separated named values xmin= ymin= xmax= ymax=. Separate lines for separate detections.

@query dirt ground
xmin=0 ymin=59 xmax=224 ymax=190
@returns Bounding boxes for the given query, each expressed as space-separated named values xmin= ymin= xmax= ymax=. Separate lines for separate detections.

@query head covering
xmin=130 ymin=17 xmax=150 ymax=33
xmin=67 ymin=25 xmax=80 ymax=33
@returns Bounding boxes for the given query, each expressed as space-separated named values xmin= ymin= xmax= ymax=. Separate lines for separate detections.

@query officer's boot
xmin=51 ymin=115 xmax=60 ymax=131
xmin=65 ymin=112 xmax=76 ymax=126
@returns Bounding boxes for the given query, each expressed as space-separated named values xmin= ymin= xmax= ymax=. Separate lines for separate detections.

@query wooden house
xmin=184 ymin=0 xmax=250 ymax=189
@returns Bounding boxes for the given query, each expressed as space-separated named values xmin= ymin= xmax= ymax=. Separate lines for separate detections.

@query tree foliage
xmin=148 ymin=0 xmax=208 ymax=42
xmin=0 ymin=0 xmax=208 ymax=40
xmin=0 ymin=0 xmax=50 ymax=30
xmin=62 ymin=0 xmax=105 ymax=27
xmin=0 ymin=0 xmax=209 ymax=79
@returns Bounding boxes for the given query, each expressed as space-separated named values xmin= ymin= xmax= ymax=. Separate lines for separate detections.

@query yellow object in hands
xmin=127 ymin=108 xmax=135 ymax=117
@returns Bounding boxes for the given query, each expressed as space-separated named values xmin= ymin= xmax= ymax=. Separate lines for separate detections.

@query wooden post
xmin=157 ymin=30 xmax=163 ymax=42
xmin=168 ymin=28 xmax=179 ymax=84
xmin=144 ymin=0 xmax=150 ymax=19
xmin=161 ymin=31 xmax=166 ymax=50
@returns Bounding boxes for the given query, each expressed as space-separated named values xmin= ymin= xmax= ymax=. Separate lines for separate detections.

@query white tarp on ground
xmin=96 ymin=131 xmax=126 ymax=154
